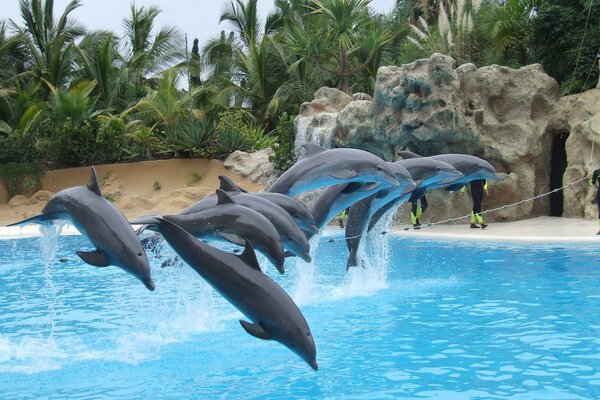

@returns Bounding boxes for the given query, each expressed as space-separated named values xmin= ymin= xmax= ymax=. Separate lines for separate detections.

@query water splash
xmin=294 ymin=113 xmax=336 ymax=159
xmin=39 ymin=222 xmax=66 ymax=336
xmin=291 ymin=235 xmax=322 ymax=305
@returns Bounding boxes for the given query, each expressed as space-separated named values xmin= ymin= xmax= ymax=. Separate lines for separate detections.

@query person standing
xmin=464 ymin=179 xmax=488 ymax=229
xmin=589 ymin=167 xmax=600 ymax=235
xmin=409 ymin=191 xmax=427 ymax=229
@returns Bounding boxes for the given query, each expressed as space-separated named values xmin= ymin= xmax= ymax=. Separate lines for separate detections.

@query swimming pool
xmin=0 ymin=229 xmax=599 ymax=399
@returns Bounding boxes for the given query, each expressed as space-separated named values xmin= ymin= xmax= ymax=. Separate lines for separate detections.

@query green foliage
xmin=531 ymin=0 xmax=600 ymax=94
xmin=215 ymin=127 xmax=250 ymax=157
xmin=0 ymin=162 xmax=44 ymax=198
xmin=246 ymin=122 xmax=277 ymax=150
xmin=270 ymin=112 xmax=296 ymax=172
xmin=153 ymin=180 xmax=161 ymax=190
xmin=165 ymin=118 xmax=215 ymax=157
xmin=188 ymin=171 xmax=202 ymax=186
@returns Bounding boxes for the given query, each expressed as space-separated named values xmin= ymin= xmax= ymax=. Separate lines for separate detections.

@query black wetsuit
xmin=592 ymin=169 xmax=600 ymax=219
xmin=470 ymin=179 xmax=486 ymax=215
xmin=409 ymin=188 xmax=428 ymax=216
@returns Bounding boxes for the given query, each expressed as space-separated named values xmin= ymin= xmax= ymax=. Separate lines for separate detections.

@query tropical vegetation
xmin=0 ymin=0 xmax=598 ymax=184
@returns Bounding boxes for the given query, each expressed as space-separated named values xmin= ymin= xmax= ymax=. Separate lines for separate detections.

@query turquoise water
xmin=0 ymin=229 xmax=599 ymax=399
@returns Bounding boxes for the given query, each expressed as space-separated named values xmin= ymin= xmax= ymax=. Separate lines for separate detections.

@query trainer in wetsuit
xmin=409 ymin=188 xmax=427 ymax=229
xmin=589 ymin=168 xmax=600 ymax=235
xmin=465 ymin=179 xmax=488 ymax=229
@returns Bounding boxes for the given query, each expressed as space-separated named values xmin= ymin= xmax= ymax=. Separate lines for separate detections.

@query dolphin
xmin=343 ymin=162 xmax=417 ymax=269
xmin=367 ymin=158 xmax=463 ymax=231
xmin=154 ymin=217 xmax=318 ymax=370
xmin=8 ymin=167 xmax=154 ymax=291
xmin=179 ymin=181 xmax=312 ymax=263
xmin=310 ymin=182 xmax=384 ymax=233
xmin=217 ymin=176 xmax=318 ymax=236
xmin=131 ymin=190 xmax=286 ymax=274
xmin=267 ymin=143 xmax=400 ymax=196
xmin=398 ymin=151 xmax=499 ymax=190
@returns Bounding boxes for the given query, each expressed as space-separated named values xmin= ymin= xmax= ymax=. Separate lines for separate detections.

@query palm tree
xmin=290 ymin=0 xmax=394 ymax=93
xmin=479 ymin=0 xmax=538 ymax=65
xmin=121 ymin=4 xmax=184 ymax=97
xmin=206 ymin=0 xmax=299 ymax=124
xmin=11 ymin=0 xmax=85 ymax=90
xmin=74 ymin=31 xmax=131 ymax=111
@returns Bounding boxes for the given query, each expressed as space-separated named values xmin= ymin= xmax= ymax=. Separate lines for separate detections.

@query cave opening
xmin=549 ymin=131 xmax=569 ymax=217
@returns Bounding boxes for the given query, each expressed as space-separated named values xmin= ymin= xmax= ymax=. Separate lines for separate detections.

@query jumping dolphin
xmin=179 ymin=182 xmax=312 ymax=263
xmin=267 ymin=144 xmax=400 ymax=196
xmin=154 ymin=217 xmax=318 ymax=370
xmin=367 ymin=158 xmax=463 ymax=231
xmin=131 ymin=190 xmax=286 ymax=273
xmin=8 ymin=167 xmax=154 ymax=291
xmin=311 ymin=163 xmax=415 ymax=233
xmin=343 ymin=162 xmax=417 ymax=269
xmin=398 ymin=151 xmax=499 ymax=189
xmin=217 ymin=176 xmax=318 ymax=236
xmin=310 ymin=182 xmax=384 ymax=233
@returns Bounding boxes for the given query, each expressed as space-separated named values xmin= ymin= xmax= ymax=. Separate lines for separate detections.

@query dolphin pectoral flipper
xmin=218 ymin=232 xmax=245 ymax=246
xmin=240 ymin=320 xmax=272 ymax=340
xmin=76 ymin=250 xmax=111 ymax=267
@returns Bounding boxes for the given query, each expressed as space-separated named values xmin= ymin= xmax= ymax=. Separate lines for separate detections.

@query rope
xmin=321 ymin=176 xmax=589 ymax=243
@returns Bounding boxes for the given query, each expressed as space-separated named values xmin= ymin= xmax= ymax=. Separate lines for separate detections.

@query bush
xmin=270 ymin=113 xmax=296 ymax=172
xmin=0 ymin=162 xmax=44 ymax=198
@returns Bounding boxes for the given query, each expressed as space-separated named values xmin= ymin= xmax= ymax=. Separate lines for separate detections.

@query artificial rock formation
xmin=294 ymin=53 xmax=600 ymax=223
xmin=224 ymin=148 xmax=277 ymax=187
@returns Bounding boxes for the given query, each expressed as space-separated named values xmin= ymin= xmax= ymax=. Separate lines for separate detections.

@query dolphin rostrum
xmin=8 ymin=167 xmax=154 ymax=291
xmin=267 ymin=144 xmax=400 ymax=196
xmin=155 ymin=217 xmax=318 ymax=370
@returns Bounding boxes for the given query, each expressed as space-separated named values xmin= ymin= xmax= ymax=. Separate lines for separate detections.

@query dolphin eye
xmin=138 ymin=253 xmax=142 ymax=257
xmin=436 ymin=167 xmax=441 ymax=171
xmin=288 ymin=236 xmax=293 ymax=241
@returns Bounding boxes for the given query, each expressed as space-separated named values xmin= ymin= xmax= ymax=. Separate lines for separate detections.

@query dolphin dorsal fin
xmin=398 ymin=150 xmax=423 ymax=159
xmin=239 ymin=240 xmax=262 ymax=272
xmin=303 ymin=143 xmax=327 ymax=157
xmin=216 ymin=189 xmax=236 ymax=206
xmin=218 ymin=175 xmax=242 ymax=192
xmin=87 ymin=167 xmax=102 ymax=196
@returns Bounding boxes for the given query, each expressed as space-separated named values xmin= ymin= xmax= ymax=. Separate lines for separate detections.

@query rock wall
xmin=294 ymin=53 xmax=600 ymax=223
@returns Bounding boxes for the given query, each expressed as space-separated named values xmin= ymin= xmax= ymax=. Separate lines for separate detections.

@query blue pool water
xmin=0 ymin=228 xmax=599 ymax=399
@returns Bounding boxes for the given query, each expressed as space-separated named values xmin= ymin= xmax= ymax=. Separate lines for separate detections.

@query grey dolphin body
xmin=398 ymin=152 xmax=499 ymax=190
xmin=8 ymin=167 xmax=154 ymax=290
xmin=217 ymin=176 xmax=318 ymax=236
xmin=310 ymin=182 xmax=384 ymax=233
xmin=131 ymin=190 xmax=286 ymax=273
xmin=179 ymin=182 xmax=312 ymax=263
xmin=343 ymin=163 xmax=417 ymax=269
xmin=267 ymin=144 xmax=400 ymax=196
xmin=155 ymin=217 xmax=318 ymax=370
xmin=367 ymin=158 xmax=463 ymax=231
